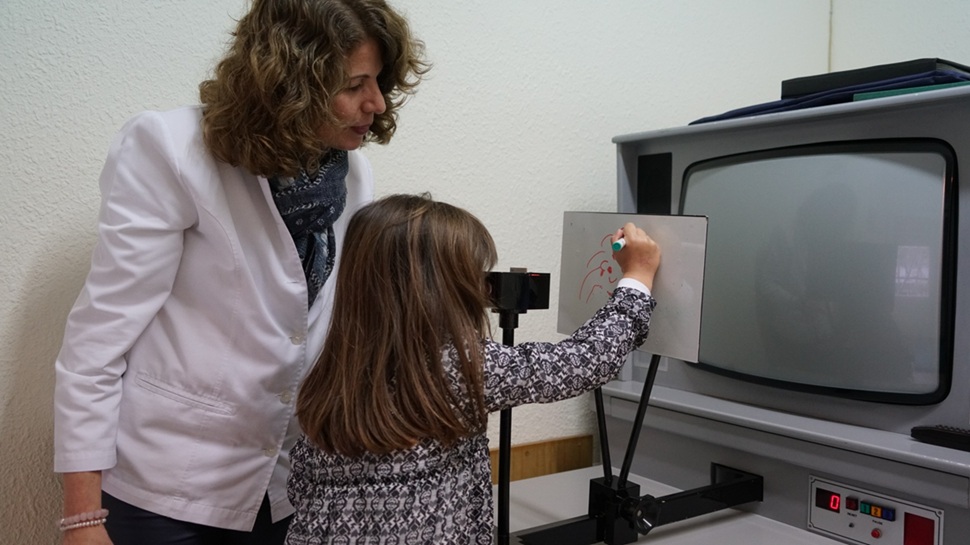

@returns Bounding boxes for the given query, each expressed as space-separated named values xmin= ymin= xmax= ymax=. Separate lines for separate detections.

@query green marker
xmin=611 ymin=238 xmax=626 ymax=252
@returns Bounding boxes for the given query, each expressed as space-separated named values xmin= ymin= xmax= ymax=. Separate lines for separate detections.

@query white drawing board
xmin=557 ymin=212 xmax=708 ymax=362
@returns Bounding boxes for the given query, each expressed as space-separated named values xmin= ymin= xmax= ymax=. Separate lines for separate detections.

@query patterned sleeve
xmin=483 ymin=287 xmax=656 ymax=412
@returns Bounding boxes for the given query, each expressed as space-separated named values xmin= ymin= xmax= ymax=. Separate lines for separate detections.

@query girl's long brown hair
xmin=199 ymin=0 xmax=429 ymax=177
xmin=297 ymin=194 xmax=498 ymax=456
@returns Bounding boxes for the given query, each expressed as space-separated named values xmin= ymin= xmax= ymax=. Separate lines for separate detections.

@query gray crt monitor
xmin=610 ymin=87 xmax=968 ymax=436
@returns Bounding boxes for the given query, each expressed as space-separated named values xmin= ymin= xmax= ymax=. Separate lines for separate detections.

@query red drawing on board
xmin=580 ymin=234 xmax=619 ymax=303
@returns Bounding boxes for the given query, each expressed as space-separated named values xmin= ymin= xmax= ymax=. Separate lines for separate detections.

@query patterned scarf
xmin=269 ymin=151 xmax=349 ymax=306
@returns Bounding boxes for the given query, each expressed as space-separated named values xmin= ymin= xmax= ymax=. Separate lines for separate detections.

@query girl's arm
xmin=483 ymin=285 xmax=655 ymax=411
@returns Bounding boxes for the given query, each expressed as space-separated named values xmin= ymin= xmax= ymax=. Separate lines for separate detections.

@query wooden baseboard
xmin=489 ymin=434 xmax=593 ymax=484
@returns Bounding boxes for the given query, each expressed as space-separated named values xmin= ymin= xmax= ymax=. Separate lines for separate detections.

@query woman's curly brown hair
xmin=199 ymin=0 xmax=429 ymax=177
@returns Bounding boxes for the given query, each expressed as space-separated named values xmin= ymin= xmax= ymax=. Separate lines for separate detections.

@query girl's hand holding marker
xmin=611 ymin=222 xmax=662 ymax=291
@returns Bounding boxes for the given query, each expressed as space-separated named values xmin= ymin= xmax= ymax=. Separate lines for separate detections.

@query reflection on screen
xmin=896 ymin=245 xmax=931 ymax=298
xmin=681 ymin=146 xmax=949 ymax=396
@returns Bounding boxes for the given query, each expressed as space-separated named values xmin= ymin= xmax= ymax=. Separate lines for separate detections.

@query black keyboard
xmin=911 ymin=425 xmax=970 ymax=452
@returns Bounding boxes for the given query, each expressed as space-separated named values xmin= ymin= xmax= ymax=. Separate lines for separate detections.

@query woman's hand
xmin=612 ymin=222 xmax=661 ymax=291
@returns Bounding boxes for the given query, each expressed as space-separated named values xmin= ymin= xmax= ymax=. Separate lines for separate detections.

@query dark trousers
xmin=102 ymin=492 xmax=291 ymax=545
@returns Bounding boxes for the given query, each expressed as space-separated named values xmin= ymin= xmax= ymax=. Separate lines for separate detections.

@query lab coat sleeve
xmin=54 ymin=111 xmax=199 ymax=472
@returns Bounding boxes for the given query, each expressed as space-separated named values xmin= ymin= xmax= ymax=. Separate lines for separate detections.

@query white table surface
xmin=496 ymin=466 xmax=836 ymax=545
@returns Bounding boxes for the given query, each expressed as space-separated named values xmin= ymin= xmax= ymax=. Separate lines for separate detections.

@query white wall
xmin=0 ymin=1 xmax=833 ymax=542
xmin=831 ymin=0 xmax=970 ymax=72
xmin=365 ymin=0 xmax=830 ymax=458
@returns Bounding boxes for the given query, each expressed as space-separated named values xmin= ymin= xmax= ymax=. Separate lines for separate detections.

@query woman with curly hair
xmin=52 ymin=1 xmax=429 ymax=544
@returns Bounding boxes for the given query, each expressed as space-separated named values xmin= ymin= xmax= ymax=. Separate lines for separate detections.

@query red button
xmin=871 ymin=528 xmax=882 ymax=539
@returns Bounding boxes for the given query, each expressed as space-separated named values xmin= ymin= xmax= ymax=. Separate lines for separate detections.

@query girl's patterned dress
xmin=285 ymin=286 xmax=656 ymax=544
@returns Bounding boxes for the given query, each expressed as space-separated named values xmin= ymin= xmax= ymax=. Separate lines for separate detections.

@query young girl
xmin=286 ymin=193 xmax=661 ymax=544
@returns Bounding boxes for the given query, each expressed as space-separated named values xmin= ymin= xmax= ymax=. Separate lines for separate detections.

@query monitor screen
xmin=679 ymin=140 xmax=956 ymax=404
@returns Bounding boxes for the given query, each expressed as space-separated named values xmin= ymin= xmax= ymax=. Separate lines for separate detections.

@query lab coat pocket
xmin=135 ymin=371 xmax=236 ymax=415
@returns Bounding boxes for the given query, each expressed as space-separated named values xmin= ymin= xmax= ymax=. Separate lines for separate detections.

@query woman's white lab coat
xmin=53 ymin=106 xmax=374 ymax=531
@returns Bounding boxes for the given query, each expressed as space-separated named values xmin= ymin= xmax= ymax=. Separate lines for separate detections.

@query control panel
xmin=808 ymin=476 xmax=943 ymax=545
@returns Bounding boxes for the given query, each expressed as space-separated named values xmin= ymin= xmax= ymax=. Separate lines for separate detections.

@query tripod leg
xmin=593 ymin=388 xmax=613 ymax=485
xmin=497 ymin=407 xmax=512 ymax=544
xmin=617 ymin=354 xmax=661 ymax=489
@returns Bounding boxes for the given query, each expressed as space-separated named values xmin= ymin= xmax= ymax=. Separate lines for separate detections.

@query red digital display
xmin=815 ymin=487 xmax=841 ymax=513
xmin=904 ymin=513 xmax=935 ymax=545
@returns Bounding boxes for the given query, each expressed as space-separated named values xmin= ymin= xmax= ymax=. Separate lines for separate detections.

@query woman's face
xmin=319 ymin=38 xmax=387 ymax=151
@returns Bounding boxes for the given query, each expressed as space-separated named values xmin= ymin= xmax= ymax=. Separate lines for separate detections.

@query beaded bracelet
xmin=58 ymin=508 xmax=109 ymax=532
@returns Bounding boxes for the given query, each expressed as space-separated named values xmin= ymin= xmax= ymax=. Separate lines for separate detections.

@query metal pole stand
xmin=487 ymin=269 xmax=551 ymax=545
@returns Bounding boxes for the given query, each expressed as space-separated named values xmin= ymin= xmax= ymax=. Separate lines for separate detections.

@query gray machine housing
xmin=603 ymin=87 xmax=970 ymax=543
